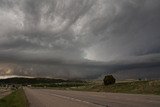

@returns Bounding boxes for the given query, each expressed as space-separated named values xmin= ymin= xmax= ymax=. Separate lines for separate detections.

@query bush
xmin=103 ymin=75 xmax=116 ymax=86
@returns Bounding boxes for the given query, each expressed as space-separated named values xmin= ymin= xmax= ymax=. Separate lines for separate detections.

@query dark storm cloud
xmin=0 ymin=54 xmax=160 ymax=79
xmin=0 ymin=0 xmax=96 ymax=60
xmin=85 ymin=0 xmax=160 ymax=61
xmin=0 ymin=0 xmax=160 ymax=79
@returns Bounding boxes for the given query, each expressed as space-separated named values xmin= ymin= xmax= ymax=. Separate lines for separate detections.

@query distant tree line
xmin=0 ymin=77 xmax=85 ymax=86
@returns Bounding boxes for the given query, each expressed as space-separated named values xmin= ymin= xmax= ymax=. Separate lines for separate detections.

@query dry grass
xmin=71 ymin=80 xmax=160 ymax=95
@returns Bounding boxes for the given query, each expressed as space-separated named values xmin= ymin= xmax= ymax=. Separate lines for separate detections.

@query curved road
xmin=24 ymin=88 xmax=160 ymax=107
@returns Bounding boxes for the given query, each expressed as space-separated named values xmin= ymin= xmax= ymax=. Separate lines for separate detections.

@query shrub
xmin=103 ymin=75 xmax=116 ymax=86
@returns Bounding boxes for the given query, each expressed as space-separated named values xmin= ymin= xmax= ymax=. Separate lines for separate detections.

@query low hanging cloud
xmin=0 ymin=0 xmax=160 ymax=79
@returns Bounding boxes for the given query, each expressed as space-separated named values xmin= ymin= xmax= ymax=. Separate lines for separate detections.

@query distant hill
xmin=0 ymin=77 xmax=84 ymax=85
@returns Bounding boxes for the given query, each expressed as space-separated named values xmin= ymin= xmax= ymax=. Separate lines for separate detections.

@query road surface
xmin=24 ymin=88 xmax=160 ymax=107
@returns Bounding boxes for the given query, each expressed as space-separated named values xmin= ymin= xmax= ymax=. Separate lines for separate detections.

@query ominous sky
xmin=0 ymin=0 xmax=160 ymax=79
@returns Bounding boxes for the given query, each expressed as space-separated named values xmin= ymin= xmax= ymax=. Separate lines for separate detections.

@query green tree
xmin=103 ymin=75 xmax=116 ymax=85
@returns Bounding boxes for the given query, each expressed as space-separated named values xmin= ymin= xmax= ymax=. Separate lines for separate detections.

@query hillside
xmin=0 ymin=77 xmax=84 ymax=85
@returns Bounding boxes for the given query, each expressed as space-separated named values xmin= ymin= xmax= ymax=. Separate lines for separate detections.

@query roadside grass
xmin=0 ymin=88 xmax=28 ymax=107
xmin=70 ymin=80 xmax=160 ymax=95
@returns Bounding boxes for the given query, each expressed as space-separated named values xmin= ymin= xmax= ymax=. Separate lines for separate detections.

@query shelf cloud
xmin=0 ymin=0 xmax=160 ymax=79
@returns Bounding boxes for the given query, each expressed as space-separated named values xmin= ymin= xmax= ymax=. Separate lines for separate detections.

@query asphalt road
xmin=24 ymin=88 xmax=160 ymax=107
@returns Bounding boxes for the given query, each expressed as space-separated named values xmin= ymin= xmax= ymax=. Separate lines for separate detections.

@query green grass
xmin=0 ymin=88 xmax=28 ymax=107
xmin=70 ymin=80 xmax=160 ymax=95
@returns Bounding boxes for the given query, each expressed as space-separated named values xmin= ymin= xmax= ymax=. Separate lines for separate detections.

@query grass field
xmin=0 ymin=88 xmax=28 ymax=107
xmin=70 ymin=80 xmax=160 ymax=95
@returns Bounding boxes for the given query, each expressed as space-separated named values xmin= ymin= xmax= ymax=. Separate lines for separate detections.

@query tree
xmin=103 ymin=75 xmax=116 ymax=86
xmin=138 ymin=78 xmax=142 ymax=81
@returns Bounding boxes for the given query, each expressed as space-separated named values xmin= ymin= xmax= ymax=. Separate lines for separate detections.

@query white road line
xmin=40 ymin=91 xmax=108 ymax=107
